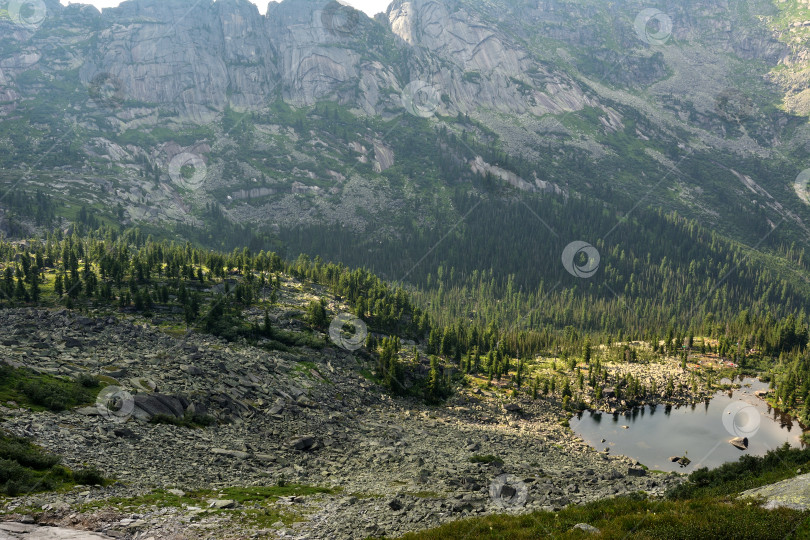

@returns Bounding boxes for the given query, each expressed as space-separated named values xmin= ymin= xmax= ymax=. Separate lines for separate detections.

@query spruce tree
xmin=14 ymin=270 xmax=28 ymax=301
xmin=54 ymin=274 xmax=64 ymax=297
xmin=30 ymin=267 xmax=40 ymax=304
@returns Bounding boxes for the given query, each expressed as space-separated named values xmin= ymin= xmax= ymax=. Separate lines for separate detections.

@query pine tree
xmin=3 ymin=267 xmax=13 ymax=299
xmin=562 ymin=379 xmax=572 ymax=399
xmin=263 ymin=309 xmax=272 ymax=336
xmin=515 ymin=358 xmax=524 ymax=389
xmin=54 ymin=274 xmax=64 ymax=297
xmin=30 ymin=267 xmax=40 ymax=304
xmin=426 ymin=357 xmax=444 ymax=403
xmin=14 ymin=270 xmax=28 ymax=301
xmin=307 ymin=299 xmax=328 ymax=328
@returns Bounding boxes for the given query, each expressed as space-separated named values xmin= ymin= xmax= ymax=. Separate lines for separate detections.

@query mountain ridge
xmin=2 ymin=0 xmax=810 ymax=325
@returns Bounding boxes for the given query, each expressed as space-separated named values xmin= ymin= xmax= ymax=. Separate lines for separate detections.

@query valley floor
xmin=0 ymin=309 xmax=683 ymax=539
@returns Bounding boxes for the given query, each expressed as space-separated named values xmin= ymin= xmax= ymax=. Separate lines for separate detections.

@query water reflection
xmin=572 ymin=378 xmax=805 ymax=472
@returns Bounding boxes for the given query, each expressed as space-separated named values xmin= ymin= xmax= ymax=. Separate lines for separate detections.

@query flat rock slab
xmin=0 ymin=523 xmax=115 ymax=539
xmin=739 ymin=473 xmax=810 ymax=510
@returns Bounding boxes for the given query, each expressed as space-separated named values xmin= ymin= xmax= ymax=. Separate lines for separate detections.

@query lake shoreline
xmin=571 ymin=377 xmax=805 ymax=473
xmin=580 ymin=358 xmax=728 ymax=415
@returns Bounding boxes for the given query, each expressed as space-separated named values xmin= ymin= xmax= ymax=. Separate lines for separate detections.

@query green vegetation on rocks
xmin=0 ymin=431 xmax=106 ymax=496
xmin=0 ymin=364 xmax=101 ymax=412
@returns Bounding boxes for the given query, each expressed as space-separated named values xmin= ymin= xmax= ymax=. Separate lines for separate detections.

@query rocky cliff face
xmin=83 ymin=0 xmax=276 ymax=122
xmin=266 ymin=0 xmax=401 ymax=113
xmin=386 ymin=0 xmax=593 ymax=117
xmin=0 ymin=0 xmax=807 ymax=245
xmin=767 ymin=0 xmax=810 ymax=115
xmin=3 ymin=0 xmax=795 ymax=124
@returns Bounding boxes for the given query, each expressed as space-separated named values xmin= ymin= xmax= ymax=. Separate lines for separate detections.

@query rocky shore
xmin=580 ymin=352 xmax=724 ymax=415
xmin=0 ymin=308 xmax=685 ymax=539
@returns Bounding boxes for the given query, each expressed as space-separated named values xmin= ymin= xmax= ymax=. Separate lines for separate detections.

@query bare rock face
xmin=267 ymin=1 xmax=404 ymax=113
xmin=386 ymin=0 xmax=593 ymax=117
xmin=0 ymin=0 xmax=797 ymax=127
xmin=268 ymin=0 xmax=361 ymax=107
xmin=81 ymin=0 xmax=278 ymax=122
xmin=69 ymin=0 xmax=403 ymax=117
xmin=740 ymin=472 xmax=810 ymax=510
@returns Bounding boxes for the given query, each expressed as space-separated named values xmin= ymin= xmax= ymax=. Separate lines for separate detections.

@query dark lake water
xmin=570 ymin=377 xmax=805 ymax=472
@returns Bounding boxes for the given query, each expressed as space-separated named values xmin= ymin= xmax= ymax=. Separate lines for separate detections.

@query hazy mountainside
xmin=769 ymin=0 xmax=810 ymax=115
xmin=2 ymin=0 xmax=810 ymax=325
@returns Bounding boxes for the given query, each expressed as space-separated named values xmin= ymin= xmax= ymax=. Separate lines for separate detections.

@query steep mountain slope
xmin=1 ymin=0 xmax=810 ymax=324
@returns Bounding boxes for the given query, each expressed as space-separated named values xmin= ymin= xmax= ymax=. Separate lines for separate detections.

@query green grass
xmin=78 ymin=488 xmax=205 ymax=510
xmin=80 ymin=483 xmax=340 ymax=511
xmin=291 ymin=361 xmax=331 ymax=384
xmin=78 ymin=483 xmax=340 ymax=528
xmin=0 ymin=364 xmax=101 ymax=412
xmin=228 ymin=484 xmax=342 ymax=528
xmin=396 ymin=496 xmax=809 ymax=539
xmin=407 ymin=491 xmax=442 ymax=498
xmin=220 ymin=484 xmax=339 ymax=502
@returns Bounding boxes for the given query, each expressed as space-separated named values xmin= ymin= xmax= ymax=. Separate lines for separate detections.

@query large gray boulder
xmin=133 ymin=394 xmax=183 ymax=419
xmin=573 ymin=523 xmax=601 ymax=534
xmin=740 ymin=473 xmax=810 ymax=510
xmin=0 ymin=522 xmax=116 ymax=539
xmin=152 ymin=394 xmax=185 ymax=417
xmin=290 ymin=435 xmax=317 ymax=451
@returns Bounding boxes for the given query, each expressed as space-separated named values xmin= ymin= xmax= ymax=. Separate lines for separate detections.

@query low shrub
xmin=1 ymin=364 xmax=100 ymax=412
xmin=72 ymin=467 xmax=105 ymax=486
xmin=469 ymin=454 xmax=504 ymax=465
xmin=0 ymin=431 xmax=73 ymax=496
xmin=149 ymin=412 xmax=216 ymax=428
